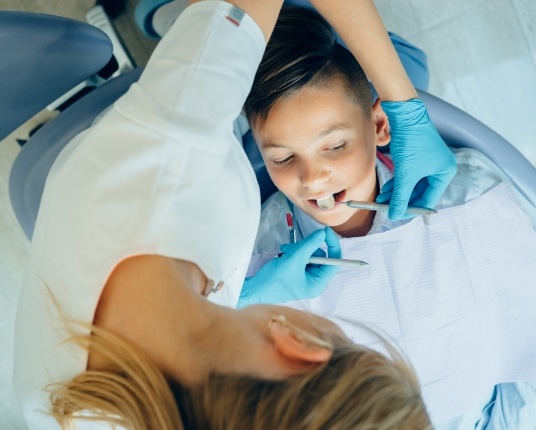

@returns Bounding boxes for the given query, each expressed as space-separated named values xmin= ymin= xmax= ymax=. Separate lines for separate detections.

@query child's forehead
xmin=254 ymin=116 xmax=366 ymax=153
xmin=254 ymin=85 xmax=368 ymax=135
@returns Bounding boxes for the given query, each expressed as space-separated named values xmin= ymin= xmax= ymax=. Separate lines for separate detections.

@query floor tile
xmin=0 ymin=226 xmax=29 ymax=430
xmin=375 ymin=0 xmax=490 ymax=38
xmin=409 ymin=0 xmax=536 ymax=163
xmin=374 ymin=0 xmax=422 ymax=39
xmin=512 ymin=0 xmax=536 ymax=68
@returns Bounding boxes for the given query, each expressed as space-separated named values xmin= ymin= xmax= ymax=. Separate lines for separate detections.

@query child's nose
xmin=299 ymin=160 xmax=331 ymax=188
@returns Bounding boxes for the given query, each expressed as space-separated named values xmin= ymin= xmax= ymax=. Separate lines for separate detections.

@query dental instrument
xmin=316 ymin=195 xmax=437 ymax=216
xmin=338 ymin=200 xmax=436 ymax=216
xmin=276 ymin=252 xmax=369 ymax=269
xmin=281 ymin=205 xmax=368 ymax=268
xmin=286 ymin=212 xmax=297 ymax=244
xmin=308 ymin=256 xmax=368 ymax=268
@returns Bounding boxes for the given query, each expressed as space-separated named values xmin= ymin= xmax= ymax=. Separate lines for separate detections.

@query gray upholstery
xmin=0 ymin=11 xmax=113 ymax=141
xmin=418 ymin=90 xmax=536 ymax=208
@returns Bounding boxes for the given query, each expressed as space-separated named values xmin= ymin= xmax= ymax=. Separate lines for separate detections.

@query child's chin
xmin=312 ymin=212 xmax=349 ymax=228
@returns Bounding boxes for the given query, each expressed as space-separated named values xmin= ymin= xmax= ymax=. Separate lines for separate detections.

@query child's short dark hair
xmin=244 ymin=6 xmax=373 ymax=126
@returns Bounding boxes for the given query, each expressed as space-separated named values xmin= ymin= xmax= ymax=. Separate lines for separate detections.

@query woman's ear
xmin=372 ymin=98 xmax=391 ymax=148
xmin=269 ymin=317 xmax=332 ymax=364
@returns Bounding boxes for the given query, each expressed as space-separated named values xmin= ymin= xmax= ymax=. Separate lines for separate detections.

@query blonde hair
xmin=49 ymin=324 xmax=182 ymax=429
xmin=49 ymin=322 xmax=431 ymax=430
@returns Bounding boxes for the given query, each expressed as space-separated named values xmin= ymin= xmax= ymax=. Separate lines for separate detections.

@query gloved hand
xmin=377 ymin=98 xmax=457 ymax=220
xmin=237 ymin=227 xmax=341 ymax=308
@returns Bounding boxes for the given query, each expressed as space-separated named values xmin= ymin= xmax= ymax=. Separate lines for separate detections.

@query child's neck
xmin=333 ymin=209 xmax=376 ymax=238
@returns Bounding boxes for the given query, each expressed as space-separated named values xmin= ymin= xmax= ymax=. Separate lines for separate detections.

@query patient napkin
xmin=249 ymin=183 xmax=536 ymax=424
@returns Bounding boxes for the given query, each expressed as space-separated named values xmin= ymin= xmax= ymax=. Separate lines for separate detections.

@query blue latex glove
xmin=237 ymin=227 xmax=342 ymax=308
xmin=377 ymin=99 xmax=457 ymax=220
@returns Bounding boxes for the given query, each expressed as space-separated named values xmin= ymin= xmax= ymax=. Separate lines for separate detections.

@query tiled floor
xmin=375 ymin=0 xmax=536 ymax=163
xmin=1 ymin=1 xmax=535 ymax=428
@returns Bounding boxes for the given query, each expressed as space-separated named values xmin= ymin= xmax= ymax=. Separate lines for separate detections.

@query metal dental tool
xmin=282 ymin=195 xmax=368 ymax=268
xmin=316 ymin=195 xmax=437 ymax=217
xmin=308 ymin=256 xmax=369 ymax=268
xmin=336 ymin=200 xmax=437 ymax=216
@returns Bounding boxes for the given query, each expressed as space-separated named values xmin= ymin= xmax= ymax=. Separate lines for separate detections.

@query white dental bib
xmin=251 ymin=183 xmax=536 ymax=424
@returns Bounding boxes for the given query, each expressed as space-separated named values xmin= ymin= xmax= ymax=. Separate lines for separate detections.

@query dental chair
xmin=6 ymin=12 xmax=536 ymax=240
xmin=0 ymin=11 xmax=113 ymax=142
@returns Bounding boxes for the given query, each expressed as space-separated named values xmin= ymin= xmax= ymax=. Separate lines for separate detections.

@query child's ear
xmin=269 ymin=317 xmax=332 ymax=364
xmin=372 ymin=98 xmax=391 ymax=148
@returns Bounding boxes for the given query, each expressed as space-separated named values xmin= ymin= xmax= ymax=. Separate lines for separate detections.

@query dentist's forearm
xmin=310 ymin=0 xmax=417 ymax=102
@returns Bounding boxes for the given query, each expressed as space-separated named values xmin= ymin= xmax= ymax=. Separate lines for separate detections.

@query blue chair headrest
xmin=0 ymin=11 xmax=112 ymax=141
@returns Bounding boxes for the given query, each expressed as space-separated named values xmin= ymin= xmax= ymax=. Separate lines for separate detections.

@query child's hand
xmin=237 ymin=227 xmax=341 ymax=308
xmin=378 ymin=98 xmax=457 ymax=220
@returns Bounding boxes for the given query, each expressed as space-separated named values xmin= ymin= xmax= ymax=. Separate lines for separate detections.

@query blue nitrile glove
xmin=377 ymin=99 xmax=457 ymax=220
xmin=237 ymin=227 xmax=342 ymax=308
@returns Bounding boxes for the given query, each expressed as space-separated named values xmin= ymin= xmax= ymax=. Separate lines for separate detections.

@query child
xmin=243 ymin=5 xmax=536 ymax=429
xmin=135 ymin=0 xmax=458 ymax=221
xmin=245 ymin=7 xmax=535 ymax=254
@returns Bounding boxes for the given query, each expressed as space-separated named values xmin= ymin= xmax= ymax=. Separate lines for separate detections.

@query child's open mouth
xmin=313 ymin=190 xmax=345 ymax=210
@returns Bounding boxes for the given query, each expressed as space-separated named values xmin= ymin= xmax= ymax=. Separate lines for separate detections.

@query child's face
xmin=252 ymin=80 xmax=390 ymax=235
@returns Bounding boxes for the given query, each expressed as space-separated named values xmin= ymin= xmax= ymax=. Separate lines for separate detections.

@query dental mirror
xmin=316 ymin=195 xmax=335 ymax=210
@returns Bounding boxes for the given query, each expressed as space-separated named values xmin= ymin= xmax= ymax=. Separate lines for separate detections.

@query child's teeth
xmin=316 ymin=195 xmax=335 ymax=210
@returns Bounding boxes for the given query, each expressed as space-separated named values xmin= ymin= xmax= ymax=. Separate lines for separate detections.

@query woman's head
xmin=245 ymin=7 xmax=391 ymax=237
xmin=49 ymin=312 xmax=431 ymax=430
xmin=179 ymin=335 xmax=431 ymax=430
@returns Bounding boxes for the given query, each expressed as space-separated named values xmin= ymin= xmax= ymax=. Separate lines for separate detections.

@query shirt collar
xmin=368 ymin=157 xmax=411 ymax=234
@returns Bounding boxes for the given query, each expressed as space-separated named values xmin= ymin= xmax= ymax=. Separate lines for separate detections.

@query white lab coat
xmin=13 ymin=3 xmax=264 ymax=429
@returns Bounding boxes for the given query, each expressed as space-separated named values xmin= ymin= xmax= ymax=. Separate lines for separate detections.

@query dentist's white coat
xmin=13 ymin=3 xmax=264 ymax=429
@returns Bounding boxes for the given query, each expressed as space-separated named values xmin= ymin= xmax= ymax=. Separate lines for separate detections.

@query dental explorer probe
xmin=308 ymin=256 xmax=369 ymax=268
xmin=336 ymin=200 xmax=437 ymax=216
xmin=316 ymin=195 xmax=436 ymax=216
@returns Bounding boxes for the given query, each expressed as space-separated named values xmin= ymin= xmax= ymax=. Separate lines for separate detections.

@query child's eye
xmin=272 ymin=155 xmax=294 ymax=166
xmin=330 ymin=142 xmax=348 ymax=152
